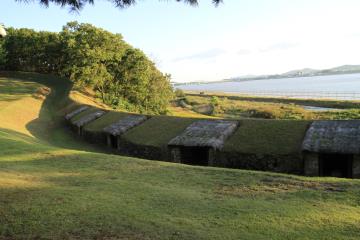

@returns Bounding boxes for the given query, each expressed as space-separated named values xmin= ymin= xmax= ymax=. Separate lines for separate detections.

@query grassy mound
xmin=122 ymin=115 xmax=198 ymax=148
xmin=224 ymin=119 xmax=310 ymax=154
xmin=1 ymin=72 xmax=360 ymax=240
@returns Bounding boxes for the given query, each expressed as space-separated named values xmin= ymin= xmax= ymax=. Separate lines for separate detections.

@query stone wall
xmin=352 ymin=155 xmax=360 ymax=178
xmin=215 ymin=151 xmax=304 ymax=174
xmin=303 ymin=153 xmax=319 ymax=176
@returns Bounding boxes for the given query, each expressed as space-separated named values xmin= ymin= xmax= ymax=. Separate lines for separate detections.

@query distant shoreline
xmin=175 ymin=65 xmax=360 ymax=86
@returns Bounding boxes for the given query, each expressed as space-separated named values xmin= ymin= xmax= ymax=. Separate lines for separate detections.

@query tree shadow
xmin=1 ymin=71 xmax=107 ymax=153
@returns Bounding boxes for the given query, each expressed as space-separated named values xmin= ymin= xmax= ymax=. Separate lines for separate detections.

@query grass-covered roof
xmin=73 ymin=110 xmax=106 ymax=128
xmin=122 ymin=115 xmax=198 ymax=148
xmin=224 ymin=119 xmax=310 ymax=155
xmin=168 ymin=120 xmax=239 ymax=149
xmin=302 ymin=120 xmax=360 ymax=154
xmin=65 ymin=105 xmax=89 ymax=120
xmin=103 ymin=115 xmax=149 ymax=136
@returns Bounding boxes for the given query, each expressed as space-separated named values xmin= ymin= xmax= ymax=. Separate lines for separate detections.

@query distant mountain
xmin=174 ymin=65 xmax=360 ymax=86
xmin=282 ymin=68 xmax=319 ymax=77
xmin=227 ymin=64 xmax=360 ymax=83
xmin=323 ymin=65 xmax=360 ymax=73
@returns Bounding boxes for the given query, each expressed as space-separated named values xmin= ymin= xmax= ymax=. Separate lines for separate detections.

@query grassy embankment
xmin=179 ymin=93 xmax=360 ymax=120
xmin=1 ymin=72 xmax=360 ymax=239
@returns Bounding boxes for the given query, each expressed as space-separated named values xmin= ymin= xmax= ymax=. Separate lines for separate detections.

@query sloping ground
xmin=1 ymin=72 xmax=360 ymax=240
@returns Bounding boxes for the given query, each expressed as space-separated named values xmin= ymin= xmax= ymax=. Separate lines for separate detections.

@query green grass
xmin=224 ymin=120 xmax=311 ymax=154
xmin=122 ymin=115 xmax=198 ymax=148
xmin=183 ymin=94 xmax=360 ymax=120
xmin=84 ymin=111 xmax=131 ymax=132
xmin=1 ymin=72 xmax=360 ymax=239
xmin=187 ymin=92 xmax=360 ymax=109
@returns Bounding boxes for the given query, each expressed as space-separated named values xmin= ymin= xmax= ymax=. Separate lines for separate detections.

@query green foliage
xmin=210 ymin=96 xmax=219 ymax=106
xmin=1 ymin=22 xmax=173 ymax=114
xmin=2 ymin=28 xmax=62 ymax=72
xmin=175 ymin=88 xmax=185 ymax=98
xmin=184 ymin=94 xmax=360 ymax=120
xmin=17 ymin=0 xmax=223 ymax=11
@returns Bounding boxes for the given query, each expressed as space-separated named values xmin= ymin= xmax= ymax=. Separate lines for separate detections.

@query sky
xmin=2 ymin=0 xmax=360 ymax=82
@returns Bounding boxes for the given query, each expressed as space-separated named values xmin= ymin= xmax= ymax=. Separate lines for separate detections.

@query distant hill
xmin=282 ymin=68 xmax=319 ymax=77
xmin=174 ymin=64 xmax=360 ymax=86
xmin=227 ymin=65 xmax=360 ymax=83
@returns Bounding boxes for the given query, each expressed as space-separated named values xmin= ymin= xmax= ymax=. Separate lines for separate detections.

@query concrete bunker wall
xmin=64 ymin=106 xmax=360 ymax=178
xmin=302 ymin=120 xmax=360 ymax=178
xmin=169 ymin=146 xmax=216 ymax=166
xmin=73 ymin=110 xmax=107 ymax=136
xmin=168 ymin=120 xmax=238 ymax=166
xmin=214 ymin=152 xmax=304 ymax=174
xmin=304 ymin=152 xmax=360 ymax=178
xmin=103 ymin=115 xmax=149 ymax=150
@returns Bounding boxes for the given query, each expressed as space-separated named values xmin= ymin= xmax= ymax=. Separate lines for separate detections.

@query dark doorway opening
xmin=319 ymin=153 xmax=353 ymax=178
xmin=78 ymin=126 xmax=83 ymax=136
xmin=109 ymin=135 xmax=118 ymax=149
xmin=179 ymin=146 xmax=210 ymax=166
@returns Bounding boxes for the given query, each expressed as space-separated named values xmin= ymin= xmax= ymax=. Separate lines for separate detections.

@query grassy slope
xmin=224 ymin=120 xmax=310 ymax=154
xmin=1 ymin=72 xmax=360 ymax=239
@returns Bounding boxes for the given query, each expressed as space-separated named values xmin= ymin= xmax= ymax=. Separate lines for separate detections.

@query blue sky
xmin=2 ymin=0 xmax=360 ymax=82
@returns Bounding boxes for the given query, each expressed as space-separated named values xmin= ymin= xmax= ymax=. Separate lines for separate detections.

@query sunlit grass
xmin=1 ymin=72 xmax=360 ymax=239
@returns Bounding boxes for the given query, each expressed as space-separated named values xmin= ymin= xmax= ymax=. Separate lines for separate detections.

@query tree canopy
xmin=18 ymin=0 xmax=222 ymax=10
xmin=0 ymin=25 xmax=6 ymax=37
xmin=0 ymin=22 xmax=173 ymax=114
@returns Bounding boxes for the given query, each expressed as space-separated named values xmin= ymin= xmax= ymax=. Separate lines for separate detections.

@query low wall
xmin=117 ymin=138 xmax=167 ymax=161
xmin=214 ymin=152 xmax=304 ymax=174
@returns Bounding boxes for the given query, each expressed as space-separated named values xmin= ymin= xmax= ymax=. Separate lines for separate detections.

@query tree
xmin=1 ymin=22 xmax=174 ymax=114
xmin=109 ymin=48 xmax=173 ymax=114
xmin=0 ymin=24 xmax=6 ymax=38
xmin=17 ymin=0 xmax=222 ymax=11
xmin=59 ymin=21 xmax=127 ymax=87
xmin=2 ymin=28 xmax=61 ymax=72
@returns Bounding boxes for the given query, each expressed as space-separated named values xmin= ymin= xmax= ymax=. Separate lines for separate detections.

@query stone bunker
xmin=103 ymin=115 xmax=149 ymax=149
xmin=72 ymin=110 xmax=106 ymax=135
xmin=64 ymin=105 xmax=360 ymax=178
xmin=302 ymin=120 xmax=360 ymax=178
xmin=65 ymin=105 xmax=89 ymax=120
xmin=168 ymin=120 xmax=239 ymax=166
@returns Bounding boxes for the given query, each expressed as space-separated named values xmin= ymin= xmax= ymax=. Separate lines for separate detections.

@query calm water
xmin=178 ymin=73 xmax=360 ymax=100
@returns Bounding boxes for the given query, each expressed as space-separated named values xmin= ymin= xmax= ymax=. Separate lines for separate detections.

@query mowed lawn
xmin=1 ymin=72 xmax=360 ymax=240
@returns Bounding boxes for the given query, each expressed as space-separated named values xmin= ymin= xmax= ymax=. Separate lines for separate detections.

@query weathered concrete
xmin=103 ymin=115 xmax=149 ymax=148
xmin=303 ymin=153 xmax=319 ymax=177
xmin=353 ymin=155 xmax=360 ymax=178
xmin=73 ymin=110 xmax=106 ymax=135
xmin=104 ymin=115 xmax=148 ymax=136
xmin=73 ymin=110 xmax=106 ymax=128
xmin=170 ymin=147 xmax=181 ymax=163
xmin=302 ymin=120 xmax=360 ymax=154
xmin=168 ymin=120 xmax=239 ymax=150
xmin=65 ymin=105 xmax=89 ymax=120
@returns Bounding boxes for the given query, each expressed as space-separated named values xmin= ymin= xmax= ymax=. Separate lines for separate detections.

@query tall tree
xmin=17 ymin=0 xmax=222 ymax=10
xmin=1 ymin=22 xmax=173 ymax=114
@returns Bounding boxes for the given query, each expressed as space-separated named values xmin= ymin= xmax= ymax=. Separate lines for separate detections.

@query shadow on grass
xmin=0 ymin=71 xmax=107 ymax=153
xmin=0 ymin=144 xmax=359 ymax=240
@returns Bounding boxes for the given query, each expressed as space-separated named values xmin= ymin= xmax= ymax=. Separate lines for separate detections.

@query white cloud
xmin=157 ymin=1 xmax=360 ymax=82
